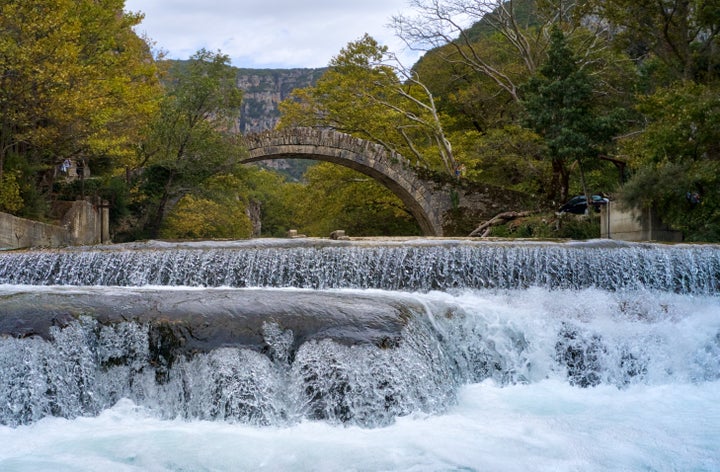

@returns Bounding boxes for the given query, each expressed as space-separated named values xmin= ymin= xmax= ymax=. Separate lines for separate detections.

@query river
xmin=0 ymin=239 xmax=718 ymax=471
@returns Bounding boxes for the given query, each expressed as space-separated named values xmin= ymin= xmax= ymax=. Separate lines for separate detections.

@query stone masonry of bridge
xmin=242 ymin=128 xmax=526 ymax=236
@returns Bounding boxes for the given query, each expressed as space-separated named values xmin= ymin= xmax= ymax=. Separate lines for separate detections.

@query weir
xmin=1 ymin=239 xmax=719 ymax=432
xmin=1 ymin=239 xmax=719 ymax=293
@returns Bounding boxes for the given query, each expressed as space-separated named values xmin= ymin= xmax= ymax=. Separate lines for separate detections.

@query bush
xmin=0 ymin=171 xmax=24 ymax=213
xmin=160 ymin=195 xmax=253 ymax=240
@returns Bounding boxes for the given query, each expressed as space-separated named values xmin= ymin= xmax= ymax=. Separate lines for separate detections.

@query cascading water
xmin=2 ymin=239 xmax=719 ymax=292
xmin=0 ymin=239 xmax=719 ymax=471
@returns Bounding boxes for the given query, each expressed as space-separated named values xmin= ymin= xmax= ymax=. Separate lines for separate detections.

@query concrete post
xmin=100 ymin=200 xmax=111 ymax=243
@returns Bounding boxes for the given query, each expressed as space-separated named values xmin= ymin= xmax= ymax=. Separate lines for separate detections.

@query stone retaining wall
xmin=0 ymin=200 xmax=110 ymax=250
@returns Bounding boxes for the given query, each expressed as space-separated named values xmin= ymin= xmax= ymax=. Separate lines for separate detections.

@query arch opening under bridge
xmin=241 ymin=128 xmax=445 ymax=236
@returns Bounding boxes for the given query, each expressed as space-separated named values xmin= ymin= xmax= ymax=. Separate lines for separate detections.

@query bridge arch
xmin=241 ymin=128 xmax=444 ymax=236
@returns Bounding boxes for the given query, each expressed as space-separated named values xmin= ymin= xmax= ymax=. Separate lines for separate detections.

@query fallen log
xmin=469 ymin=211 xmax=535 ymax=237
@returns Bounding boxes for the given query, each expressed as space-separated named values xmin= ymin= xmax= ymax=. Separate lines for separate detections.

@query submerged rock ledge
xmin=0 ymin=288 xmax=413 ymax=355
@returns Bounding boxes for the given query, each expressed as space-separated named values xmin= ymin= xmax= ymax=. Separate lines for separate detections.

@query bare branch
xmin=469 ymin=210 xmax=535 ymax=237
xmin=391 ymin=0 xmax=611 ymax=103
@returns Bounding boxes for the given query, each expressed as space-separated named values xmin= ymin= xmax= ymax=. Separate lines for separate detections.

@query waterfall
xmin=1 ymin=239 xmax=718 ymax=293
xmin=1 ymin=239 xmax=719 ymax=471
xmin=4 ymin=287 xmax=717 ymax=427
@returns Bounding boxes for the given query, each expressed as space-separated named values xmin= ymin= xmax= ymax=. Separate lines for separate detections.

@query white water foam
xmin=0 ymin=380 xmax=718 ymax=471
xmin=1 ymin=287 xmax=719 ymax=470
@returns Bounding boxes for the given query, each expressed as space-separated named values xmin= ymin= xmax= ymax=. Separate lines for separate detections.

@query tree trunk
xmin=577 ymin=159 xmax=590 ymax=215
xmin=551 ymin=158 xmax=571 ymax=204
xmin=469 ymin=211 xmax=535 ymax=237
xmin=146 ymin=171 xmax=176 ymax=239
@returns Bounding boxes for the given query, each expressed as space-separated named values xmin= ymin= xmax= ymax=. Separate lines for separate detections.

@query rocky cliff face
xmin=235 ymin=68 xmax=325 ymax=134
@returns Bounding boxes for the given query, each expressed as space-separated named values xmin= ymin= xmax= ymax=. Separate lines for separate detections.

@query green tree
xmin=280 ymin=34 xmax=457 ymax=176
xmin=160 ymin=173 xmax=253 ymax=239
xmin=135 ymin=49 xmax=243 ymax=238
xmin=0 ymin=0 xmax=161 ymax=215
xmin=580 ymin=0 xmax=720 ymax=83
xmin=291 ymin=163 xmax=421 ymax=237
xmin=0 ymin=171 xmax=23 ymax=213
xmin=411 ymin=36 xmax=527 ymax=134
xmin=618 ymin=82 xmax=720 ymax=240
xmin=451 ymin=125 xmax=550 ymax=196
xmin=521 ymin=27 xmax=623 ymax=203
xmin=394 ymin=0 xmax=636 ymax=207
xmin=392 ymin=0 xmax=615 ymax=102
xmin=240 ymin=166 xmax=304 ymax=237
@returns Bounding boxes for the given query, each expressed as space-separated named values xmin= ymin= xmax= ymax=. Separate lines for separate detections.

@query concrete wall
xmin=0 ymin=200 xmax=110 ymax=250
xmin=0 ymin=212 xmax=71 ymax=249
xmin=600 ymin=201 xmax=683 ymax=242
xmin=61 ymin=200 xmax=110 ymax=246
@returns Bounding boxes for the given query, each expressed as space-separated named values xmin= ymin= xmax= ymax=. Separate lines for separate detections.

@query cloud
xmin=124 ymin=0 xmax=422 ymax=69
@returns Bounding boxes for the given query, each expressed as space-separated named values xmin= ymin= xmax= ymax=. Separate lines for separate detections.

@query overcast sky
xmin=123 ymin=0 xmax=423 ymax=69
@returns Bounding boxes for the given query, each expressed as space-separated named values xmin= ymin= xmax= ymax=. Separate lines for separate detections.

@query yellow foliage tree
xmin=290 ymin=162 xmax=420 ymax=237
xmin=160 ymin=194 xmax=253 ymax=240
xmin=159 ymin=173 xmax=254 ymax=240
xmin=279 ymin=34 xmax=456 ymax=176
xmin=0 ymin=171 xmax=23 ymax=213
xmin=0 ymin=0 xmax=162 ymax=212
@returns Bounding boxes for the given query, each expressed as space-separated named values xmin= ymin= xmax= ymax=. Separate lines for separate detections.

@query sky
xmin=123 ymin=0 xmax=424 ymax=69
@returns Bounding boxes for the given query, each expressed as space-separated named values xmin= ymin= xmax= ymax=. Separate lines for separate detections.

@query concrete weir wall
xmin=0 ymin=200 xmax=110 ymax=250
xmin=600 ymin=201 xmax=683 ymax=242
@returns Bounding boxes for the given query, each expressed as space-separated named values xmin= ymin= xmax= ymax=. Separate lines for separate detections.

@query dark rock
xmin=0 ymin=288 xmax=415 ymax=363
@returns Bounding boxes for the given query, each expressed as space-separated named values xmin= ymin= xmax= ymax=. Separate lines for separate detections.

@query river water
xmin=0 ymin=239 xmax=718 ymax=471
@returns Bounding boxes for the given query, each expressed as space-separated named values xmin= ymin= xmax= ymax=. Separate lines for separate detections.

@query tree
xmin=0 ymin=171 xmax=23 ymax=213
xmin=450 ymin=125 xmax=550 ymax=196
xmin=280 ymin=34 xmax=457 ymax=176
xmin=160 ymin=174 xmax=253 ymax=239
xmin=391 ymin=0 xmax=614 ymax=102
xmin=521 ymin=27 xmax=624 ymax=203
xmin=0 ymin=0 xmax=161 ymax=215
xmin=135 ymin=49 xmax=243 ymax=238
xmin=390 ymin=0 xmax=636 ymax=208
xmin=290 ymin=163 xmax=421 ymax=237
xmin=579 ymin=0 xmax=720 ymax=83
xmin=239 ymin=166 xmax=304 ymax=237
xmin=618 ymin=82 xmax=720 ymax=240
xmin=411 ymin=35 xmax=527 ymax=134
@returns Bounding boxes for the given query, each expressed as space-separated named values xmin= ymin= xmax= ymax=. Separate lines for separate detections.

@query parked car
xmin=558 ymin=195 xmax=608 ymax=215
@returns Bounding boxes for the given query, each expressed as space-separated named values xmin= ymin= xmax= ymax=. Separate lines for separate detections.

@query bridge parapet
xmin=243 ymin=127 xmax=412 ymax=162
xmin=243 ymin=128 xmax=414 ymax=169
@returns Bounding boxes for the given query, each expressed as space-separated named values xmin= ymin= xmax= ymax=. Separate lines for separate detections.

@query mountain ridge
xmin=235 ymin=67 xmax=326 ymax=134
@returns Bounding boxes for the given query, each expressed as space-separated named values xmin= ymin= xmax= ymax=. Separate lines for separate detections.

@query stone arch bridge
xmin=242 ymin=128 xmax=521 ymax=236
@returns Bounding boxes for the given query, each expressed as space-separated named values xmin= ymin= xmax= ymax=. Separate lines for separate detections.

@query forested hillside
xmin=2 ymin=0 xmax=719 ymax=241
xmin=280 ymin=0 xmax=720 ymax=240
